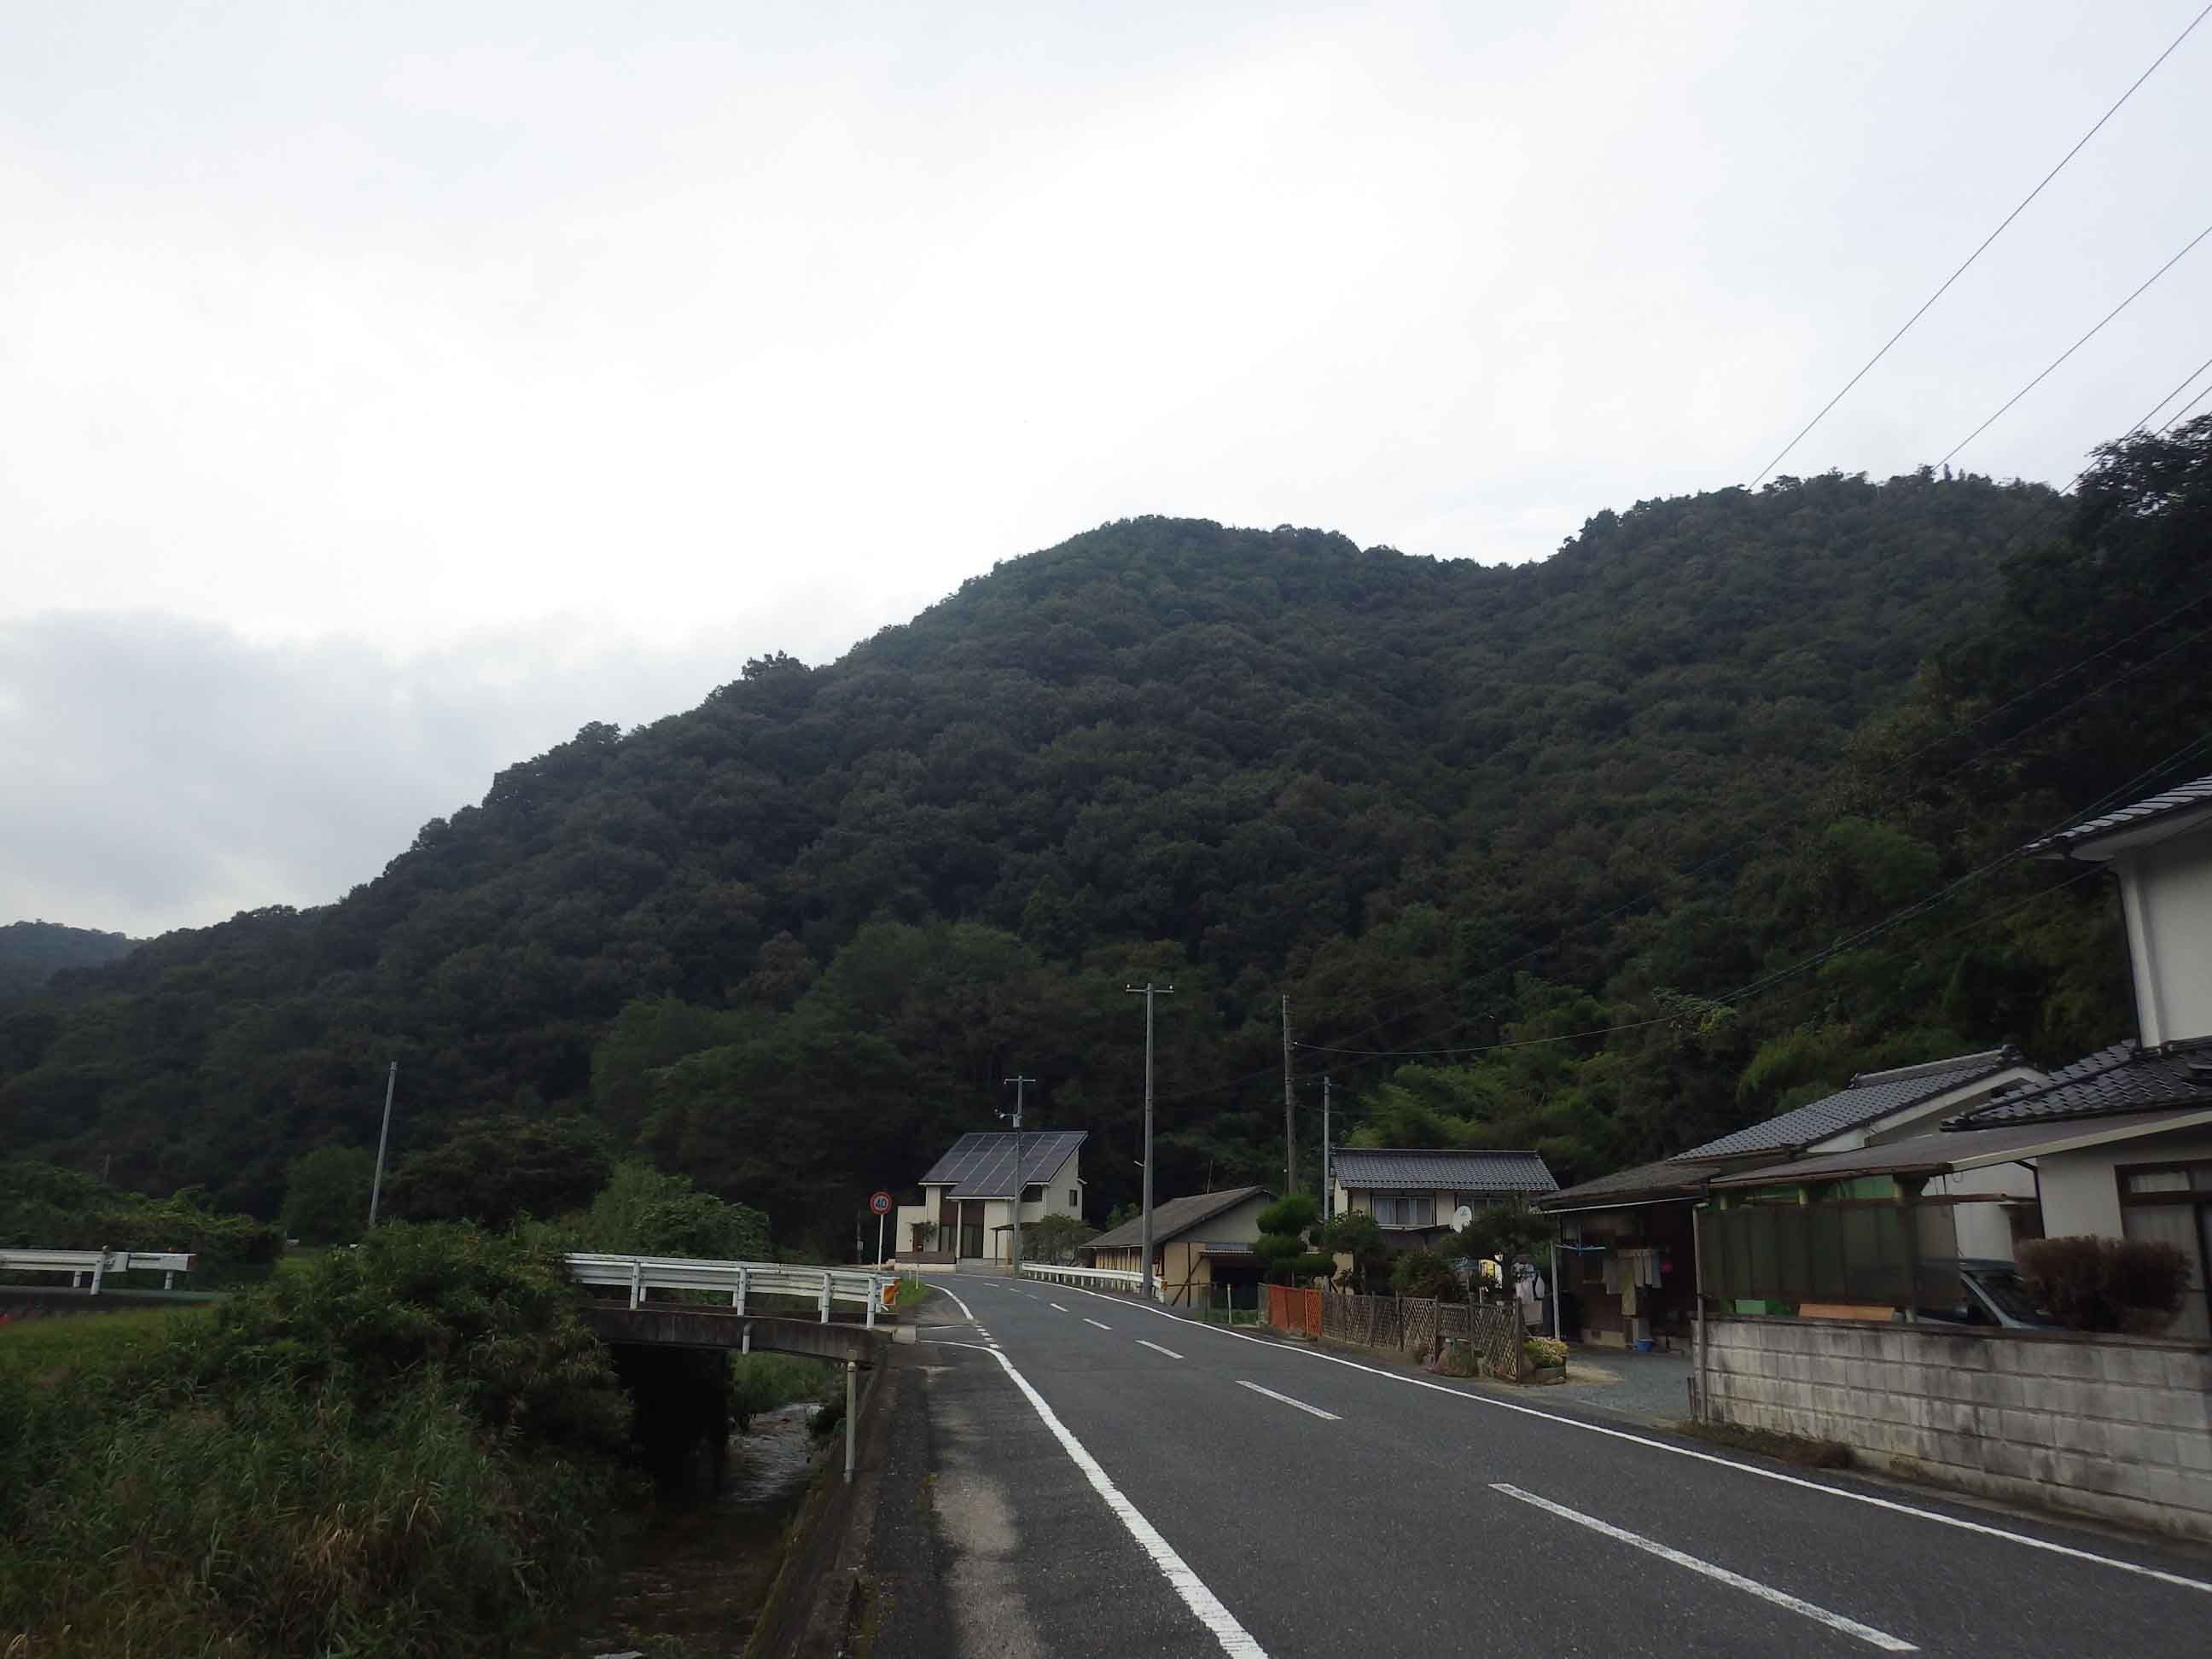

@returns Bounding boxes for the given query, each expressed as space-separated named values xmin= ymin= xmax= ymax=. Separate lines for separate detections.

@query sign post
xmin=870 ymin=1190 xmax=892 ymax=1266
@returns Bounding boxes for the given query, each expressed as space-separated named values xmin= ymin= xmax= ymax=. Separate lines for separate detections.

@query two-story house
xmin=892 ymin=1130 xmax=1086 ymax=1264
xmin=1330 ymin=1148 xmax=1557 ymax=1251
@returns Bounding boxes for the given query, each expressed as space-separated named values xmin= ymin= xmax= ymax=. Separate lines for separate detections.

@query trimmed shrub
xmin=2017 ymin=1235 xmax=2191 ymax=1335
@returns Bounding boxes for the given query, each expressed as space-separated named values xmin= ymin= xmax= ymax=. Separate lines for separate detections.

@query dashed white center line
xmin=1492 ymin=1484 xmax=1915 ymax=1651
xmin=1138 ymin=1339 xmax=1184 ymax=1360
xmin=1050 ymin=1302 xmax=1070 ymax=1313
xmin=1085 ymin=1317 xmax=1112 ymax=1330
xmin=1236 ymin=1380 xmax=1339 ymax=1421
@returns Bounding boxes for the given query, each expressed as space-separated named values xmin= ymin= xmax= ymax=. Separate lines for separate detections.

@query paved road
xmin=876 ymin=1274 xmax=2212 ymax=1657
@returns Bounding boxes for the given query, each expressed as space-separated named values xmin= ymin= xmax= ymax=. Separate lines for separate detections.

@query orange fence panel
xmin=1265 ymin=1284 xmax=1321 ymax=1336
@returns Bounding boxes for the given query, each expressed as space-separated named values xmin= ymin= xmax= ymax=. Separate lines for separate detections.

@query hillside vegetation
xmin=6 ymin=428 xmax=2209 ymax=1247
xmin=0 ymin=921 xmax=137 ymax=999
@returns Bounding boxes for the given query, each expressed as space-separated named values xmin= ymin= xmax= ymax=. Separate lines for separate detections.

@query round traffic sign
xmin=869 ymin=1190 xmax=893 ymax=1214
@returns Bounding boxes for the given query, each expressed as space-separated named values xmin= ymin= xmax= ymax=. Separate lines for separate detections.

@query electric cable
xmin=1749 ymin=3 xmax=2212 ymax=486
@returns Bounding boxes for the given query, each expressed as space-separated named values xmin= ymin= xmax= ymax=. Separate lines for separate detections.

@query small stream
xmin=562 ymin=1401 xmax=824 ymax=1659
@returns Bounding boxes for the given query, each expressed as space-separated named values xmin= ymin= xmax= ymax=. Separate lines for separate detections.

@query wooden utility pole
xmin=1282 ymin=995 xmax=1295 ymax=1196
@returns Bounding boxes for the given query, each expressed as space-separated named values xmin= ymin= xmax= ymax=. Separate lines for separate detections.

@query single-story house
xmin=893 ymin=1130 xmax=1086 ymax=1264
xmin=1080 ymin=1185 xmax=1273 ymax=1306
xmin=1537 ymin=1047 xmax=2046 ymax=1345
xmin=1696 ymin=772 xmax=2212 ymax=1335
xmin=1330 ymin=1148 xmax=1557 ymax=1252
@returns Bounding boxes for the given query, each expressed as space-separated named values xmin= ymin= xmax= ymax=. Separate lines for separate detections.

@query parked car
xmin=1912 ymin=1257 xmax=2064 ymax=1330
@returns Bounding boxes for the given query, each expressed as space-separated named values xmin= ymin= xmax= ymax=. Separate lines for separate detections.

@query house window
xmin=2117 ymin=1161 xmax=2212 ymax=1341
xmin=1022 ymin=1184 xmax=1044 ymax=1203
xmin=1373 ymin=1194 xmax=1436 ymax=1230
xmin=1068 ymin=1190 xmax=1080 ymax=1207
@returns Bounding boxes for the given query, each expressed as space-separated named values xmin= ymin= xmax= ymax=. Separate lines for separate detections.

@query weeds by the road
xmin=1679 ymin=1417 xmax=1855 ymax=1470
xmin=730 ymin=1351 xmax=837 ymax=1429
xmin=0 ymin=1225 xmax=632 ymax=1659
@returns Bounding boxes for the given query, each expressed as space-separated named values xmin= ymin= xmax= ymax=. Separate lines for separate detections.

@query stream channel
xmin=556 ymin=1400 xmax=825 ymax=1659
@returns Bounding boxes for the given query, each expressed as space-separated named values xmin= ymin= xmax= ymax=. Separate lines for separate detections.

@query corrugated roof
xmin=1949 ymin=1039 xmax=2212 ymax=1126
xmin=1675 ymin=1050 xmax=2020 ymax=1160
xmin=1080 ymin=1186 xmax=1271 ymax=1254
xmin=1536 ymin=1156 xmax=1738 ymax=1212
xmin=2019 ymin=773 xmax=2212 ymax=859
xmin=917 ymin=1130 xmax=1087 ymax=1197
xmin=1331 ymin=1149 xmax=1556 ymax=1194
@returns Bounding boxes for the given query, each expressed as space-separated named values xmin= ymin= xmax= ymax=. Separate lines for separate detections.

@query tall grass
xmin=0 ymin=1225 xmax=636 ymax=1659
xmin=726 ymin=1352 xmax=836 ymax=1429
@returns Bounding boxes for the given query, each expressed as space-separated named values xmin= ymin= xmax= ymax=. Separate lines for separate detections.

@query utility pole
xmin=1124 ymin=982 xmax=1174 ymax=1300
xmin=1001 ymin=1074 xmax=1034 ymax=1270
xmin=1281 ymin=995 xmax=1295 ymax=1197
xmin=1321 ymin=1074 xmax=1333 ymax=1223
xmin=366 ymin=1062 xmax=399 ymax=1229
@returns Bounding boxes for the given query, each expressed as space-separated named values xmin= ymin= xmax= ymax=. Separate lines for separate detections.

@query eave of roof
xmin=2018 ymin=773 xmax=2212 ymax=861
xmin=1709 ymin=1105 xmax=2212 ymax=1188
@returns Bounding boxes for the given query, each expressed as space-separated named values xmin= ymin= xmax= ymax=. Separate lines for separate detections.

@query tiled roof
xmin=1330 ymin=1149 xmax=1556 ymax=1194
xmin=1536 ymin=1156 xmax=1738 ymax=1212
xmin=918 ymin=1130 xmax=1087 ymax=1197
xmin=1950 ymin=1039 xmax=2212 ymax=1126
xmin=1080 ymin=1186 xmax=1271 ymax=1254
xmin=2019 ymin=773 xmax=2212 ymax=858
xmin=1714 ymin=1105 xmax=2212 ymax=1187
xmin=1675 ymin=1050 xmax=2020 ymax=1160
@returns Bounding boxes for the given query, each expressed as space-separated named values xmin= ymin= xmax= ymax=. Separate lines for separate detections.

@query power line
xmin=2161 ymin=381 xmax=2212 ymax=434
xmin=2125 ymin=349 xmax=2212 ymax=435
xmin=1941 ymin=218 xmax=2212 ymax=469
xmin=1749 ymin=3 xmax=2212 ymax=487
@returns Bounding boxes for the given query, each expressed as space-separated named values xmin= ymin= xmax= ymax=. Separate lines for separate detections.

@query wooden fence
xmin=1265 ymin=1287 xmax=1528 ymax=1379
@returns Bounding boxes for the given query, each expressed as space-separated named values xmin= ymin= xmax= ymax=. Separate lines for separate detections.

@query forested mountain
xmin=0 ymin=921 xmax=137 ymax=999
xmin=7 ymin=432 xmax=2207 ymax=1249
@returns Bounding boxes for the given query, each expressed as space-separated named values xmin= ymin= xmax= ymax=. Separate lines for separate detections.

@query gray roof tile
xmin=1950 ymin=1039 xmax=2212 ymax=1126
xmin=1330 ymin=1149 xmax=1556 ymax=1194
xmin=2019 ymin=773 xmax=2212 ymax=858
xmin=1080 ymin=1186 xmax=1271 ymax=1254
xmin=1675 ymin=1050 xmax=2020 ymax=1160
xmin=918 ymin=1130 xmax=1086 ymax=1197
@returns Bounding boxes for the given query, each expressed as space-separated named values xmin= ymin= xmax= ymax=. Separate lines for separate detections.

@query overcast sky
xmin=6 ymin=2 xmax=2209 ymax=937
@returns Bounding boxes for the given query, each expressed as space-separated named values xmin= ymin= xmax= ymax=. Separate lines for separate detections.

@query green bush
xmin=1390 ymin=1247 xmax=1460 ymax=1301
xmin=0 ymin=1224 xmax=635 ymax=1657
xmin=381 ymin=1115 xmax=613 ymax=1229
xmin=1523 ymin=1336 xmax=1569 ymax=1369
xmin=2017 ymin=1235 xmax=2191 ymax=1335
xmin=557 ymin=1159 xmax=770 ymax=1260
xmin=0 ymin=1159 xmax=281 ymax=1266
xmin=281 ymin=1144 xmax=375 ymax=1244
xmin=172 ymin=1221 xmax=632 ymax=1453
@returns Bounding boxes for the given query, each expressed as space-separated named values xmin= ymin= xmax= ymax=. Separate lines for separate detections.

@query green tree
xmin=382 ymin=1115 xmax=613 ymax=1230
xmin=281 ymin=1144 xmax=375 ymax=1244
xmin=1253 ymin=1193 xmax=1330 ymax=1284
xmin=561 ymin=1160 xmax=770 ymax=1259
xmin=1320 ymin=1208 xmax=1388 ymax=1291
xmin=1022 ymin=1212 xmax=1096 ymax=1264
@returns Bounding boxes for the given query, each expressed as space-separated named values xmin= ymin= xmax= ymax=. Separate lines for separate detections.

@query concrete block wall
xmin=1703 ymin=1316 xmax=2212 ymax=1542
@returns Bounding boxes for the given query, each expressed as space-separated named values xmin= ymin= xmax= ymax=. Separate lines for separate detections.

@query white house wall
xmin=2038 ymin=1127 xmax=2212 ymax=1237
xmin=2122 ymin=835 xmax=2212 ymax=1049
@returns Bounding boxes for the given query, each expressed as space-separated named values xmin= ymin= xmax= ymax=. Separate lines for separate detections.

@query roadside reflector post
xmin=844 ymin=1354 xmax=858 ymax=1483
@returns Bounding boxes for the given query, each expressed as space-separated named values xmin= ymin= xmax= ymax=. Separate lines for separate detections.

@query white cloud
xmin=3 ymin=1 xmax=2208 ymax=928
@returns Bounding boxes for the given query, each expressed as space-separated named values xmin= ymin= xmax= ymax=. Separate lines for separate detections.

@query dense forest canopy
xmin=6 ymin=428 xmax=2207 ymax=1251
xmin=0 ymin=921 xmax=137 ymax=999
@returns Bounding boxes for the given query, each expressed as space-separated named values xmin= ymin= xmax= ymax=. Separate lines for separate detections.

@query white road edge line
xmin=1085 ymin=1317 xmax=1113 ymax=1330
xmin=1236 ymin=1380 xmax=1340 ymax=1421
xmin=940 ymin=1342 xmax=1267 ymax=1658
xmin=1493 ymin=1483 xmax=1916 ymax=1652
xmin=1138 ymin=1339 xmax=1185 ymax=1360
xmin=1051 ymin=1302 xmax=1070 ymax=1313
xmin=1050 ymin=1284 xmax=2212 ymax=1596
xmin=935 ymin=1284 xmax=978 ymax=1323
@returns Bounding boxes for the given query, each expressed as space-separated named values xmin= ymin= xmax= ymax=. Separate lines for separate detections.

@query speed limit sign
xmin=869 ymin=1190 xmax=892 ymax=1214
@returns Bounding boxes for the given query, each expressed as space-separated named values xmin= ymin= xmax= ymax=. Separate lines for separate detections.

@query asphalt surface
xmin=874 ymin=1273 xmax=2212 ymax=1658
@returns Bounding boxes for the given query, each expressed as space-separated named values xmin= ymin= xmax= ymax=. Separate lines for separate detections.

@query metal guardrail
xmin=1019 ymin=1262 xmax=1152 ymax=1296
xmin=564 ymin=1254 xmax=898 ymax=1327
xmin=0 ymin=1249 xmax=197 ymax=1293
